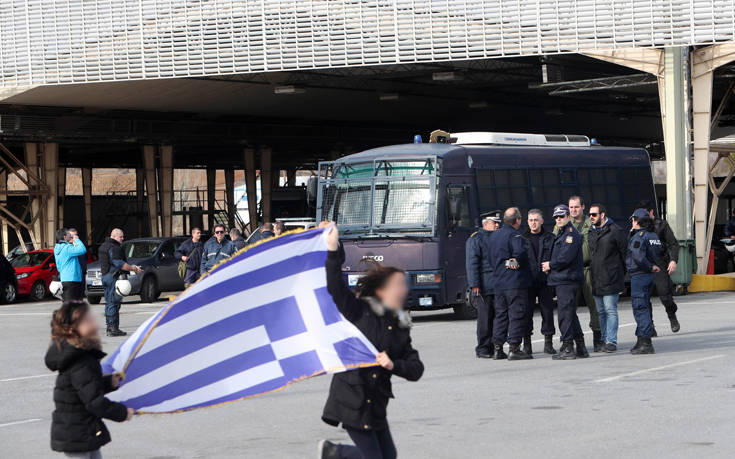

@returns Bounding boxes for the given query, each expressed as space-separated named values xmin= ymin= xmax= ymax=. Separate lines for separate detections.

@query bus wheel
xmin=453 ymin=289 xmax=478 ymax=320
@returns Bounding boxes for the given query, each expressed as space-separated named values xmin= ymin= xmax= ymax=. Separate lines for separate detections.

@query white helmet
xmin=115 ymin=279 xmax=132 ymax=297
xmin=724 ymin=240 xmax=735 ymax=254
xmin=49 ymin=281 xmax=63 ymax=298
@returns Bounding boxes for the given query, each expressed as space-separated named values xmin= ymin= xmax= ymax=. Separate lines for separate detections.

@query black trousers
xmin=61 ymin=282 xmax=84 ymax=302
xmin=649 ymin=270 xmax=678 ymax=322
xmin=556 ymin=283 xmax=583 ymax=342
xmin=475 ymin=294 xmax=494 ymax=353
xmin=337 ymin=426 xmax=397 ymax=459
xmin=525 ymin=284 xmax=555 ymax=337
xmin=493 ymin=288 xmax=527 ymax=346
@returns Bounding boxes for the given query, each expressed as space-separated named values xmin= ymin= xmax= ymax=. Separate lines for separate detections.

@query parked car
xmin=86 ymin=237 xmax=188 ymax=304
xmin=11 ymin=249 xmax=57 ymax=301
xmin=0 ymin=254 xmax=18 ymax=303
xmin=5 ymin=242 xmax=35 ymax=262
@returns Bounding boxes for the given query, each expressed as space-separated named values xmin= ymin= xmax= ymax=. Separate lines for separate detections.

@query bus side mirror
xmin=306 ymin=176 xmax=318 ymax=206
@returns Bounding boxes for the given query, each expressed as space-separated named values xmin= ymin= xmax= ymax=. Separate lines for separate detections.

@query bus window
xmin=446 ymin=186 xmax=471 ymax=230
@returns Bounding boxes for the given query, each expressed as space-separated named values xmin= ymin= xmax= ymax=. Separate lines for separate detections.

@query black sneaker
xmin=543 ymin=336 xmax=557 ymax=355
xmin=476 ymin=349 xmax=492 ymax=359
xmin=669 ymin=314 xmax=680 ymax=333
xmin=522 ymin=335 xmax=532 ymax=355
xmin=575 ymin=339 xmax=590 ymax=358
xmin=603 ymin=343 xmax=617 ymax=353
xmin=317 ymin=440 xmax=339 ymax=459
xmin=508 ymin=345 xmax=533 ymax=360
xmin=493 ymin=345 xmax=508 ymax=360
xmin=552 ymin=342 xmax=576 ymax=360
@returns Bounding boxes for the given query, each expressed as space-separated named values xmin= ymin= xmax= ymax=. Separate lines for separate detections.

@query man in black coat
xmin=174 ymin=227 xmax=203 ymax=287
xmin=523 ymin=209 xmax=556 ymax=355
xmin=98 ymin=229 xmax=142 ymax=337
xmin=465 ymin=210 xmax=501 ymax=358
xmin=588 ymin=203 xmax=627 ymax=353
xmin=637 ymin=200 xmax=681 ymax=334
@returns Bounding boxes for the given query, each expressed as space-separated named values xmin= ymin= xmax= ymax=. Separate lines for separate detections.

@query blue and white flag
xmin=103 ymin=227 xmax=378 ymax=414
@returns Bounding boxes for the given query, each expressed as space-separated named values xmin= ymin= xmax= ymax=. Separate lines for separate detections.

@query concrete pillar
xmin=158 ymin=145 xmax=173 ymax=237
xmin=57 ymin=166 xmax=66 ymax=229
xmin=244 ymin=148 xmax=258 ymax=230
xmin=43 ymin=143 xmax=59 ymax=248
xmin=0 ymin=170 xmax=7 ymax=254
xmin=662 ymin=48 xmax=689 ymax=240
xmin=206 ymin=169 xmax=216 ymax=231
xmin=260 ymin=147 xmax=272 ymax=223
xmin=23 ymin=142 xmax=42 ymax=248
xmin=82 ymin=168 xmax=93 ymax=245
xmin=224 ymin=168 xmax=235 ymax=230
xmin=136 ymin=168 xmax=145 ymax=236
xmin=286 ymin=168 xmax=297 ymax=187
xmin=143 ymin=145 xmax=159 ymax=237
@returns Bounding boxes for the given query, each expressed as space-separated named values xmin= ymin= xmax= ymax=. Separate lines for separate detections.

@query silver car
xmin=86 ymin=237 xmax=187 ymax=304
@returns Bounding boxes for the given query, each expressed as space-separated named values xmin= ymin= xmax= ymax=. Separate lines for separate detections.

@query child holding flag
xmin=318 ymin=225 xmax=424 ymax=459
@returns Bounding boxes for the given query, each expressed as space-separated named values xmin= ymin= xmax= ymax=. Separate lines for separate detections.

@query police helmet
xmin=49 ymin=281 xmax=63 ymax=298
xmin=115 ymin=279 xmax=132 ymax=297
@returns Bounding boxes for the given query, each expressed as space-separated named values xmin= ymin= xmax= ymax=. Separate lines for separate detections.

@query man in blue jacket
xmin=543 ymin=205 xmax=589 ymax=360
xmin=466 ymin=210 xmax=501 ymax=358
xmin=175 ymin=227 xmax=203 ymax=287
xmin=524 ymin=209 xmax=556 ymax=355
xmin=626 ymin=208 xmax=662 ymax=355
xmin=488 ymin=207 xmax=532 ymax=361
xmin=53 ymin=228 xmax=87 ymax=301
xmin=201 ymin=224 xmax=236 ymax=274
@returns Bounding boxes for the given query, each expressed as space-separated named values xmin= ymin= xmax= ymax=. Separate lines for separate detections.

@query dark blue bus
xmin=316 ymin=133 xmax=656 ymax=319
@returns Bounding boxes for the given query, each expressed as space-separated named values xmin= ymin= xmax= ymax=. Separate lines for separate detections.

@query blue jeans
xmin=631 ymin=274 xmax=655 ymax=337
xmin=594 ymin=294 xmax=619 ymax=345
xmin=102 ymin=273 xmax=121 ymax=326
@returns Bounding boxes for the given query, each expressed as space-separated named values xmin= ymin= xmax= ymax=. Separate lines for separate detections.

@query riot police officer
xmin=626 ymin=208 xmax=662 ymax=354
xmin=466 ymin=210 xmax=501 ymax=358
xmin=542 ymin=205 xmax=589 ymax=360
xmin=488 ymin=207 xmax=532 ymax=361
xmin=523 ymin=209 xmax=556 ymax=355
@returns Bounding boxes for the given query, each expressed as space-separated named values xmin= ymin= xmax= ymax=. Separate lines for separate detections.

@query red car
xmin=12 ymin=249 xmax=58 ymax=301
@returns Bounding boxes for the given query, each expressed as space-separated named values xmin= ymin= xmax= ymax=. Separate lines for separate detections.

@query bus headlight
xmin=415 ymin=273 xmax=441 ymax=284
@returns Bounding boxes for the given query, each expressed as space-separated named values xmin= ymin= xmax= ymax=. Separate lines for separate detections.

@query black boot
xmin=508 ymin=344 xmax=533 ymax=360
xmin=522 ymin=335 xmax=532 ymax=355
xmin=575 ymin=337 xmax=590 ymax=358
xmin=630 ymin=337 xmax=643 ymax=353
xmin=317 ymin=440 xmax=339 ymax=459
xmin=593 ymin=330 xmax=604 ymax=352
xmin=552 ymin=341 xmax=576 ymax=360
xmin=476 ymin=348 xmax=492 ymax=359
xmin=669 ymin=313 xmax=680 ymax=333
xmin=651 ymin=326 xmax=658 ymax=338
xmin=543 ymin=336 xmax=557 ymax=354
xmin=631 ymin=337 xmax=655 ymax=355
xmin=106 ymin=325 xmax=126 ymax=337
xmin=493 ymin=344 xmax=508 ymax=360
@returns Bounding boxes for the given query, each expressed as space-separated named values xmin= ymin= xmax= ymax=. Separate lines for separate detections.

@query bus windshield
xmin=318 ymin=157 xmax=438 ymax=237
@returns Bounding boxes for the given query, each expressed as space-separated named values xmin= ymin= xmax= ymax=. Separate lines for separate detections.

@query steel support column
xmin=206 ymin=169 xmax=216 ymax=232
xmin=0 ymin=171 xmax=7 ymax=254
xmin=260 ymin=147 xmax=272 ymax=223
xmin=42 ymin=143 xmax=58 ymax=248
xmin=136 ymin=168 xmax=145 ymax=236
xmin=57 ymin=166 xmax=66 ymax=229
xmin=244 ymin=148 xmax=258 ymax=231
xmin=224 ymin=168 xmax=235 ymax=230
xmin=158 ymin=145 xmax=173 ymax=237
xmin=24 ymin=142 xmax=43 ymax=247
xmin=143 ymin=145 xmax=159 ymax=237
xmin=82 ymin=168 xmax=93 ymax=245
xmin=286 ymin=168 xmax=297 ymax=187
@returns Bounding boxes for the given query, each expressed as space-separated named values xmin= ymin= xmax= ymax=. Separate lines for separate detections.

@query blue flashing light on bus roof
xmin=413 ymin=135 xmax=423 ymax=143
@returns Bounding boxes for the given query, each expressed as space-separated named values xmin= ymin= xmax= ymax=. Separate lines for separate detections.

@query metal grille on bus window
xmin=372 ymin=180 xmax=432 ymax=226
xmin=322 ymin=180 xmax=372 ymax=226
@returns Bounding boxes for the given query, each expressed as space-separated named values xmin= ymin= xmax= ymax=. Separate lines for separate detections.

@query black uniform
xmin=322 ymin=249 xmax=424 ymax=458
xmin=465 ymin=229 xmax=495 ymax=355
xmin=650 ymin=217 xmax=679 ymax=320
xmin=45 ymin=339 xmax=128 ymax=454
xmin=98 ymin=237 xmax=128 ymax=329
xmin=547 ymin=222 xmax=585 ymax=344
xmin=523 ymin=227 xmax=555 ymax=338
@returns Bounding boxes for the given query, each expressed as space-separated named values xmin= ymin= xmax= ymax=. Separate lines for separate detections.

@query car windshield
xmin=121 ymin=241 xmax=160 ymax=259
xmin=11 ymin=252 xmax=50 ymax=267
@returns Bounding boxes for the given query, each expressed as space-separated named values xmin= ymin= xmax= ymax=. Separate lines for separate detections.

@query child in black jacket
xmin=45 ymin=301 xmax=134 ymax=458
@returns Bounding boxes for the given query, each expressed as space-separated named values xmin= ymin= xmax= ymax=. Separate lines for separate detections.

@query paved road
xmin=1 ymin=292 xmax=734 ymax=458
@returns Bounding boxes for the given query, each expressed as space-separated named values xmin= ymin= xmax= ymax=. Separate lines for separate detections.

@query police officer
xmin=523 ymin=209 xmax=556 ymax=355
xmin=98 ymin=228 xmax=143 ymax=337
xmin=488 ymin=207 xmax=532 ymax=361
xmin=466 ymin=210 xmax=501 ymax=358
xmin=637 ymin=200 xmax=681 ymax=334
xmin=543 ymin=205 xmax=589 ymax=360
xmin=626 ymin=208 xmax=662 ymax=354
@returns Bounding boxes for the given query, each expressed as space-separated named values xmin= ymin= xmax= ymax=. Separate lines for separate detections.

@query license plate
xmin=91 ymin=280 xmax=102 ymax=286
xmin=419 ymin=297 xmax=433 ymax=306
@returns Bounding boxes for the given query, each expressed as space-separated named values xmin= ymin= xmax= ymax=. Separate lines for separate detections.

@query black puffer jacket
xmin=322 ymin=250 xmax=424 ymax=431
xmin=45 ymin=339 xmax=128 ymax=453
xmin=588 ymin=218 xmax=628 ymax=296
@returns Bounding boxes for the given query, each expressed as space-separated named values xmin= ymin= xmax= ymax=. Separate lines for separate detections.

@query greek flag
xmin=102 ymin=227 xmax=378 ymax=414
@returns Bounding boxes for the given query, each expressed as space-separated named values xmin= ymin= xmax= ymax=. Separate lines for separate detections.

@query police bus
xmin=315 ymin=132 xmax=656 ymax=319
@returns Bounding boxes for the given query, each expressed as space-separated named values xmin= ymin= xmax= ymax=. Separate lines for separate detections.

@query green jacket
xmin=555 ymin=216 xmax=592 ymax=266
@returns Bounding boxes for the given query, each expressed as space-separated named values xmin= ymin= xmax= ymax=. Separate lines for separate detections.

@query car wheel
xmin=140 ymin=276 xmax=159 ymax=303
xmin=87 ymin=295 xmax=102 ymax=304
xmin=29 ymin=280 xmax=47 ymax=301
xmin=0 ymin=282 xmax=17 ymax=304
xmin=453 ymin=288 xmax=478 ymax=320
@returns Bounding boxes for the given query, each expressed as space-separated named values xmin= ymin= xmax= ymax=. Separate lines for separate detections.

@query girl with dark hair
xmin=45 ymin=301 xmax=134 ymax=458
xmin=318 ymin=225 xmax=424 ymax=459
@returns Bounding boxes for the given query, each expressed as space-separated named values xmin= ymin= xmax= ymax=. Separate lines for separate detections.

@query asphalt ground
xmin=1 ymin=291 xmax=734 ymax=458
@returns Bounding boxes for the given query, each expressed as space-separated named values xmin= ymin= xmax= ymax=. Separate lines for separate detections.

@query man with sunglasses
xmin=201 ymin=224 xmax=236 ymax=274
xmin=543 ymin=204 xmax=589 ymax=360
